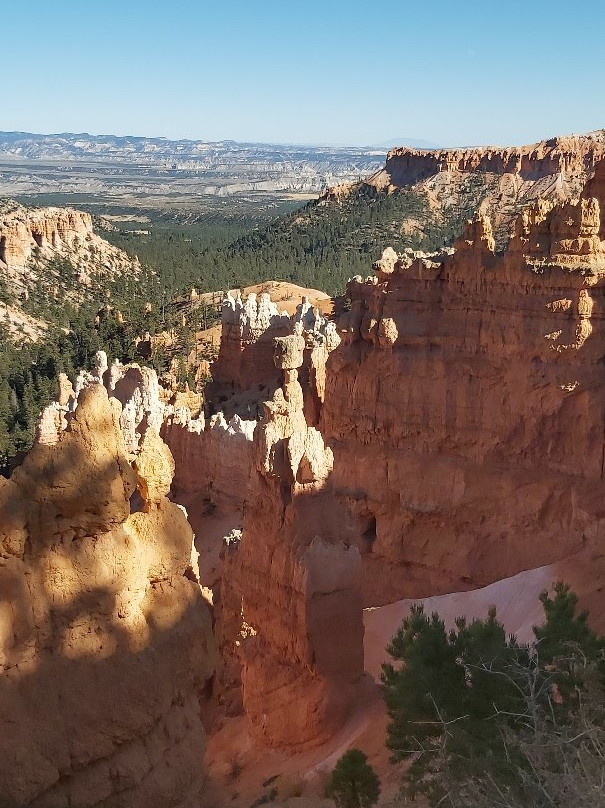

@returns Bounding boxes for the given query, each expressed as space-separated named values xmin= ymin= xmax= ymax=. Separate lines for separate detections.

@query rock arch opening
xmin=362 ymin=515 xmax=377 ymax=553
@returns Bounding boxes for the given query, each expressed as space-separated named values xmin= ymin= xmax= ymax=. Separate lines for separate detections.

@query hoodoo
xmin=0 ymin=384 xmax=215 ymax=807
xmin=219 ymin=330 xmax=364 ymax=748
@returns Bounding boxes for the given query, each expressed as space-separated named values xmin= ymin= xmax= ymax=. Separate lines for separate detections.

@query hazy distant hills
xmin=0 ymin=131 xmax=389 ymax=202
xmin=0 ymin=130 xmax=387 ymax=163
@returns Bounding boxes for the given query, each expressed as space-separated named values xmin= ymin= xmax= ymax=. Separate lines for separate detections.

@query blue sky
xmin=3 ymin=0 xmax=604 ymax=147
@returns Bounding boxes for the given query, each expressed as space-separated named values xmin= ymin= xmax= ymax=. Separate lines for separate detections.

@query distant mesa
xmin=322 ymin=130 xmax=605 ymax=247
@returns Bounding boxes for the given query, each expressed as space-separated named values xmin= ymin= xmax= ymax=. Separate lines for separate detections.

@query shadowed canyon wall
xmin=218 ymin=333 xmax=364 ymax=749
xmin=0 ymin=385 xmax=215 ymax=807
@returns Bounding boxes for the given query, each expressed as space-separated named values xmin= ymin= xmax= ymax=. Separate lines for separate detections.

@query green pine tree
xmin=382 ymin=583 xmax=605 ymax=806
xmin=325 ymin=749 xmax=380 ymax=808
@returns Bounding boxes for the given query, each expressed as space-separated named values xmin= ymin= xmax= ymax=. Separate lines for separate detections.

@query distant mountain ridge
xmin=0 ymin=130 xmax=387 ymax=200
xmin=0 ymin=130 xmax=386 ymax=153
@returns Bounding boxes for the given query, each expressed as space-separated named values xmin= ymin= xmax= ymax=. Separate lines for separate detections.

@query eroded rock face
xmin=322 ymin=163 xmax=605 ymax=605
xmin=212 ymin=291 xmax=292 ymax=392
xmin=217 ymin=334 xmax=363 ymax=749
xmin=348 ymin=131 xmax=605 ymax=243
xmin=39 ymin=354 xmax=167 ymax=455
xmin=160 ymin=291 xmax=342 ymax=511
xmin=37 ymin=351 xmax=258 ymax=513
xmin=211 ymin=291 xmax=340 ymax=421
xmin=0 ymin=201 xmax=141 ymax=311
xmin=0 ymin=385 xmax=215 ymax=807
xmin=369 ymin=132 xmax=605 ymax=192
xmin=162 ymin=409 xmax=255 ymax=511
xmin=0 ymin=204 xmax=93 ymax=267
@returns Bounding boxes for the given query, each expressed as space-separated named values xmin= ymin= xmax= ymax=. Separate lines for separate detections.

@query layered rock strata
xmin=162 ymin=409 xmax=255 ymax=510
xmin=217 ymin=334 xmax=364 ymax=748
xmin=0 ymin=201 xmax=141 ymax=335
xmin=322 ymin=162 xmax=605 ymax=605
xmin=0 ymin=203 xmax=93 ymax=267
xmin=370 ymin=133 xmax=605 ymax=192
xmin=0 ymin=384 xmax=215 ymax=807
xmin=322 ymin=132 xmax=605 ymax=244
xmin=0 ymin=201 xmax=138 ymax=277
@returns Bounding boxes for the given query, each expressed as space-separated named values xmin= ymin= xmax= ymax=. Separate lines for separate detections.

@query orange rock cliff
xmin=372 ymin=133 xmax=605 ymax=191
xmin=0 ymin=385 xmax=215 ymax=807
xmin=0 ymin=201 xmax=141 ymax=315
xmin=323 ymin=185 xmax=605 ymax=606
xmin=209 ymin=157 xmax=605 ymax=748
xmin=2 ymin=150 xmax=605 ymax=801
xmin=0 ymin=204 xmax=93 ymax=265
xmin=324 ymin=131 xmax=605 ymax=243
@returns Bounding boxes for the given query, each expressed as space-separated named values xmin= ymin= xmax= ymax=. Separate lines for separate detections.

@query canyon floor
xmin=198 ymin=527 xmax=604 ymax=807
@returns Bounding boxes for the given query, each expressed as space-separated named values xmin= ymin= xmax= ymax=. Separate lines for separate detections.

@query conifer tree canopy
xmin=325 ymin=748 xmax=380 ymax=808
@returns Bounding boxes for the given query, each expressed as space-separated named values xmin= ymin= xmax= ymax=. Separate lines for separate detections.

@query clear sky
xmin=3 ymin=0 xmax=604 ymax=147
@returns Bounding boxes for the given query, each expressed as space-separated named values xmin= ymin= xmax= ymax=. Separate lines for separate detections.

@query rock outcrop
xmin=157 ymin=288 xmax=342 ymax=512
xmin=211 ymin=290 xmax=340 ymax=426
xmin=212 ymin=290 xmax=292 ymax=392
xmin=216 ymin=334 xmax=364 ymax=748
xmin=0 ymin=201 xmax=141 ymax=341
xmin=322 ymin=131 xmax=605 ymax=245
xmin=0 ymin=203 xmax=93 ymax=267
xmin=322 ymin=160 xmax=605 ymax=605
xmin=162 ymin=408 xmax=255 ymax=511
xmin=369 ymin=133 xmax=605 ymax=192
xmin=35 ymin=350 xmax=257 ymax=515
xmin=0 ymin=201 xmax=138 ymax=279
xmin=0 ymin=384 xmax=215 ymax=807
